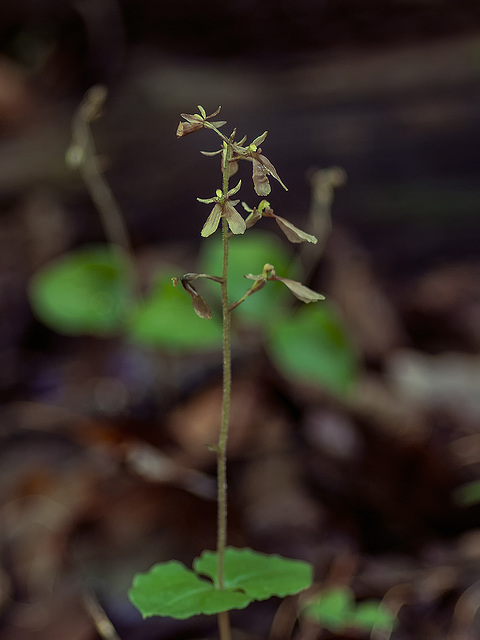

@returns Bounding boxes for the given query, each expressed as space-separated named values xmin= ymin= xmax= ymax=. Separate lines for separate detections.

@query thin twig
xmin=68 ymin=85 xmax=133 ymax=257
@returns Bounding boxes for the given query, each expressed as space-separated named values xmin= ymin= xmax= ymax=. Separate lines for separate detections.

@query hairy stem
xmin=217 ymin=213 xmax=231 ymax=588
xmin=216 ymin=143 xmax=233 ymax=640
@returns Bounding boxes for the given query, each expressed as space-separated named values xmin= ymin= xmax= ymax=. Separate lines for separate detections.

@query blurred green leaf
xmin=29 ymin=245 xmax=131 ymax=336
xmin=352 ymin=600 xmax=397 ymax=632
xmin=303 ymin=589 xmax=396 ymax=634
xmin=454 ymin=480 xmax=480 ymax=506
xmin=129 ymin=274 xmax=222 ymax=351
xmin=267 ymin=302 xmax=358 ymax=395
xmin=199 ymin=231 xmax=294 ymax=322
xmin=194 ymin=547 xmax=313 ymax=600
xmin=303 ymin=587 xmax=355 ymax=631
xmin=128 ymin=561 xmax=250 ymax=619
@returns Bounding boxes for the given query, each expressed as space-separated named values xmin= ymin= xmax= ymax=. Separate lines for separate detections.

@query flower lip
xmin=176 ymin=106 xmax=226 ymax=138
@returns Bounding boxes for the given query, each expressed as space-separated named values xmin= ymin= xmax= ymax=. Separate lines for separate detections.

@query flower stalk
xmin=175 ymin=106 xmax=324 ymax=640
xmin=216 ymin=130 xmax=234 ymax=640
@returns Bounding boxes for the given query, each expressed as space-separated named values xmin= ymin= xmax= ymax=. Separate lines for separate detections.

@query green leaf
xmin=128 ymin=561 xmax=250 ymax=619
xmin=303 ymin=587 xmax=355 ymax=631
xmin=454 ymin=480 xmax=480 ymax=506
xmin=193 ymin=547 xmax=313 ymax=600
xmin=129 ymin=273 xmax=222 ymax=351
xmin=351 ymin=600 xmax=397 ymax=632
xmin=267 ymin=302 xmax=358 ymax=395
xmin=199 ymin=231 xmax=294 ymax=323
xmin=29 ymin=245 xmax=131 ymax=336
xmin=303 ymin=589 xmax=397 ymax=635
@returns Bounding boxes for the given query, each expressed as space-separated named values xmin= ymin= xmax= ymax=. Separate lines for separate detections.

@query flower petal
xmin=251 ymin=131 xmax=268 ymax=147
xmin=201 ymin=149 xmax=223 ymax=156
xmin=228 ymin=160 xmax=239 ymax=178
xmin=252 ymin=159 xmax=271 ymax=196
xmin=201 ymin=204 xmax=222 ymax=237
xmin=275 ymin=277 xmax=325 ymax=303
xmin=258 ymin=154 xmax=288 ymax=191
xmin=206 ymin=106 xmax=222 ymax=119
xmin=245 ymin=208 xmax=262 ymax=229
xmin=223 ymin=201 xmax=246 ymax=235
xmin=227 ymin=179 xmax=242 ymax=197
xmin=191 ymin=294 xmax=213 ymax=319
xmin=180 ymin=279 xmax=212 ymax=319
xmin=208 ymin=120 xmax=227 ymax=129
xmin=273 ymin=216 xmax=318 ymax=244
xmin=180 ymin=113 xmax=203 ymax=124
xmin=176 ymin=120 xmax=203 ymax=137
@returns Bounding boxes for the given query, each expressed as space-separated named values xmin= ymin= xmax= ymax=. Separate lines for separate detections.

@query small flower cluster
xmin=197 ymin=183 xmax=245 ymax=237
xmin=176 ymin=105 xmax=226 ymax=138
xmin=177 ymin=106 xmax=314 ymax=242
xmin=229 ymin=263 xmax=325 ymax=312
xmin=176 ymin=105 xmax=325 ymax=315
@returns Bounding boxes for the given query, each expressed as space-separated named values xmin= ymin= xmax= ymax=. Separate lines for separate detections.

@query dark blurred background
xmin=1 ymin=2 xmax=480 ymax=639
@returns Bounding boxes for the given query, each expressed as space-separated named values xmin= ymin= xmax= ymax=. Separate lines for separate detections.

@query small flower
xmin=244 ymin=264 xmax=325 ymax=303
xmin=241 ymin=201 xmax=317 ymax=244
xmin=198 ymin=181 xmax=246 ymax=237
xmin=250 ymin=152 xmax=287 ymax=196
xmin=178 ymin=272 xmax=223 ymax=319
xmin=262 ymin=206 xmax=317 ymax=244
xmin=232 ymin=132 xmax=288 ymax=196
xmin=176 ymin=105 xmax=226 ymax=138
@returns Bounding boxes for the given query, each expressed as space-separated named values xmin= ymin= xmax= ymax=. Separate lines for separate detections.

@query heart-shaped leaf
xmin=193 ymin=547 xmax=313 ymax=600
xmin=29 ymin=244 xmax=131 ymax=336
xmin=267 ymin=302 xmax=358 ymax=396
xmin=129 ymin=561 xmax=250 ymax=619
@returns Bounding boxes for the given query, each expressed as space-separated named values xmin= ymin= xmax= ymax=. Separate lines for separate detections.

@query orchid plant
xmin=128 ymin=106 xmax=326 ymax=640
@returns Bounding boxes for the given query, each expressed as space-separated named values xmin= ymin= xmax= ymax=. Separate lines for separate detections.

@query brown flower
xmin=231 ymin=131 xmax=288 ymax=196
xmin=244 ymin=264 xmax=325 ymax=303
xmin=242 ymin=201 xmax=317 ymax=244
xmin=198 ymin=182 xmax=246 ymax=237
xmin=176 ymin=105 xmax=226 ymax=138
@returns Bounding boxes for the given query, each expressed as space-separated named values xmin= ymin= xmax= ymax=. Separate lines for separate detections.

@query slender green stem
xmin=217 ymin=213 xmax=231 ymax=589
xmin=216 ymin=141 xmax=233 ymax=640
